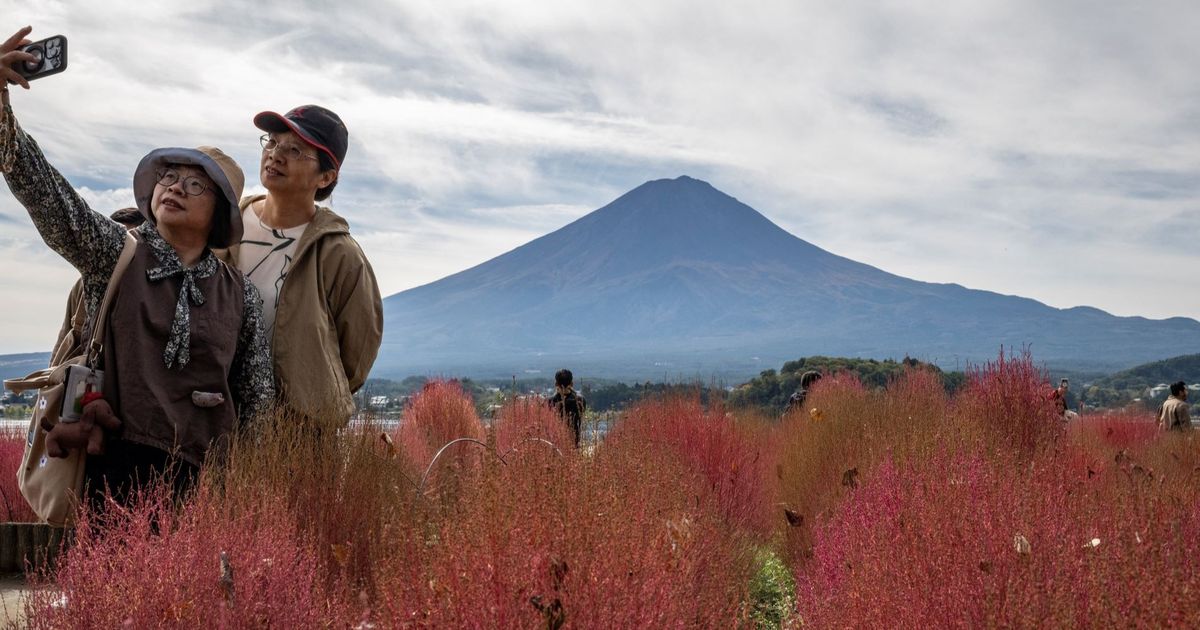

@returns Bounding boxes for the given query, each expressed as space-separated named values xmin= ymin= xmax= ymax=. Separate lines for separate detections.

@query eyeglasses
xmin=260 ymin=134 xmax=319 ymax=162
xmin=156 ymin=169 xmax=211 ymax=197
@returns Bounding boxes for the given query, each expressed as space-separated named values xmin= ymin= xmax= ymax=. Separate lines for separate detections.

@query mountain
xmin=1087 ymin=353 xmax=1200 ymax=391
xmin=379 ymin=176 xmax=1200 ymax=379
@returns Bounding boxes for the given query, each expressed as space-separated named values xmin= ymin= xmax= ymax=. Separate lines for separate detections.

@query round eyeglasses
xmin=156 ymin=169 xmax=211 ymax=197
xmin=260 ymin=134 xmax=319 ymax=162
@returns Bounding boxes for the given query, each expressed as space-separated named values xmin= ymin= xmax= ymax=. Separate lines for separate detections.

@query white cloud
xmin=0 ymin=0 xmax=1197 ymax=352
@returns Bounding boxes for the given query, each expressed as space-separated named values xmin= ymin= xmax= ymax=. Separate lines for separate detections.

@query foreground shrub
xmin=774 ymin=371 xmax=877 ymax=566
xmin=394 ymin=380 xmax=486 ymax=500
xmin=1069 ymin=411 xmax=1160 ymax=450
xmin=27 ymin=395 xmax=759 ymax=627
xmin=796 ymin=440 xmax=1200 ymax=627
xmin=784 ymin=352 xmax=1199 ymax=626
xmin=492 ymin=395 xmax=573 ymax=455
xmin=953 ymin=348 xmax=1063 ymax=456
xmin=609 ymin=394 xmax=777 ymax=537
xmin=373 ymin=443 xmax=755 ymax=627
xmin=216 ymin=409 xmax=420 ymax=594
xmin=24 ymin=483 xmax=356 ymax=628
xmin=0 ymin=428 xmax=36 ymax=522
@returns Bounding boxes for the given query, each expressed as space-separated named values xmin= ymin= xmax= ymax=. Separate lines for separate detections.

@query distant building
xmin=369 ymin=395 xmax=390 ymax=408
xmin=1149 ymin=384 xmax=1171 ymax=399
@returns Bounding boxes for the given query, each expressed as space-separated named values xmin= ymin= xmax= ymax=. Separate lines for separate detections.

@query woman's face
xmin=259 ymin=130 xmax=331 ymax=197
xmin=151 ymin=164 xmax=217 ymax=239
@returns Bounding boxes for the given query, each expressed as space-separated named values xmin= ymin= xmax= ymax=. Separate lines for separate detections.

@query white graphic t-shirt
xmin=237 ymin=205 xmax=308 ymax=341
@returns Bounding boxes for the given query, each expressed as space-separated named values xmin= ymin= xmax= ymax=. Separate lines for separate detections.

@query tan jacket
xmin=1159 ymin=395 xmax=1193 ymax=431
xmin=221 ymin=195 xmax=383 ymax=422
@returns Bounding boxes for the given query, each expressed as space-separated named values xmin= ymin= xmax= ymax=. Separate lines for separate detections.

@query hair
xmin=1171 ymin=381 xmax=1188 ymax=397
xmin=314 ymin=152 xmax=338 ymax=202
xmin=109 ymin=207 xmax=145 ymax=228
xmin=554 ymin=369 xmax=574 ymax=389
xmin=800 ymin=370 xmax=822 ymax=389
xmin=206 ymin=196 xmax=232 ymax=249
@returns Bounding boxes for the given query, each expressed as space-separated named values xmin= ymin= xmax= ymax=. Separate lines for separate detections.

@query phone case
xmin=14 ymin=35 xmax=68 ymax=82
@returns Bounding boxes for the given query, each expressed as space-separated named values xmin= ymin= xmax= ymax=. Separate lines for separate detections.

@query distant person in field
xmin=548 ymin=369 xmax=586 ymax=449
xmin=1158 ymin=381 xmax=1192 ymax=431
xmin=787 ymin=370 xmax=822 ymax=414
xmin=1048 ymin=389 xmax=1077 ymax=422
xmin=219 ymin=105 xmax=383 ymax=425
xmin=52 ymin=208 xmax=145 ymax=358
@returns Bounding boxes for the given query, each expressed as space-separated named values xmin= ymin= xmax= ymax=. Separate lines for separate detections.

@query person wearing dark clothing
xmin=787 ymin=370 xmax=822 ymax=414
xmin=548 ymin=369 xmax=586 ymax=449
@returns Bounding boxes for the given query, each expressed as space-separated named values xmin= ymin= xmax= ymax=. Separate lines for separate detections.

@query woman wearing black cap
xmin=223 ymin=104 xmax=383 ymax=425
xmin=0 ymin=27 xmax=274 ymax=504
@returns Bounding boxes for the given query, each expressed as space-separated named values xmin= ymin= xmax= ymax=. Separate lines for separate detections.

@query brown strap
xmin=85 ymin=233 xmax=138 ymax=366
xmin=3 ymin=367 xmax=56 ymax=392
xmin=68 ymin=284 xmax=87 ymax=337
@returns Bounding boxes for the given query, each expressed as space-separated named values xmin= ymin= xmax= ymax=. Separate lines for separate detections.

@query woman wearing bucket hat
xmin=221 ymin=103 xmax=382 ymax=424
xmin=0 ymin=27 xmax=273 ymax=503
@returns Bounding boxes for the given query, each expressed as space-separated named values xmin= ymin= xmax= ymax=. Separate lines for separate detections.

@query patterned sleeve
xmin=230 ymin=279 xmax=275 ymax=425
xmin=0 ymin=103 xmax=125 ymax=317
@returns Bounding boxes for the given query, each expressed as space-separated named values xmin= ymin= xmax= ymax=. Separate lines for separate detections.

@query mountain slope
xmin=379 ymin=176 xmax=1200 ymax=378
xmin=1088 ymin=353 xmax=1200 ymax=390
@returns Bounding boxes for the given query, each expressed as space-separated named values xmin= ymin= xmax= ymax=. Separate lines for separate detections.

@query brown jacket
xmin=1159 ymin=396 xmax=1193 ymax=431
xmin=221 ymin=195 xmax=383 ymax=422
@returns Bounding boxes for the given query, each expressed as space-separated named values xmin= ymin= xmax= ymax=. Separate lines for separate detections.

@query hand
xmin=43 ymin=399 xmax=123 ymax=457
xmin=80 ymin=399 xmax=122 ymax=454
xmin=45 ymin=420 xmax=91 ymax=457
xmin=0 ymin=26 xmax=38 ymax=92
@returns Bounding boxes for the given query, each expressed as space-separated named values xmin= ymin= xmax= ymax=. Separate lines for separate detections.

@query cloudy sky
xmin=0 ymin=0 xmax=1197 ymax=353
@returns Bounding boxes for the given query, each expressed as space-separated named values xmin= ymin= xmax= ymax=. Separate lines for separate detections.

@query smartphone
xmin=11 ymin=35 xmax=68 ymax=82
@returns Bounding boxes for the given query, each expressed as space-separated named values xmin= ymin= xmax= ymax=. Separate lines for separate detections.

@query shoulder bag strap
xmin=67 ymin=284 xmax=87 ymax=337
xmin=85 ymin=233 xmax=138 ymax=367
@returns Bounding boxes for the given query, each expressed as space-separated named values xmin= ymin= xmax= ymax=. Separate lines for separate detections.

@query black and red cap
xmin=253 ymin=105 xmax=348 ymax=169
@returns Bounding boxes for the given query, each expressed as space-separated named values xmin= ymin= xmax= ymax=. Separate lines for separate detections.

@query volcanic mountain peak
xmin=378 ymin=176 xmax=1200 ymax=378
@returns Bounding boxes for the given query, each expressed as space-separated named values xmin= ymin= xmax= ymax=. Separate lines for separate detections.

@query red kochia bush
xmin=1069 ymin=411 xmax=1159 ymax=450
xmin=24 ymin=484 xmax=356 ymax=629
xmin=0 ymin=429 xmax=36 ymax=522
xmin=492 ymin=396 xmax=573 ymax=455
xmin=796 ymin=443 xmax=1200 ymax=628
xmin=394 ymin=380 xmax=485 ymax=491
xmin=609 ymin=395 xmax=776 ymax=537
xmin=373 ymin=442 xmax=754 ymax=627
xmin=954 ymin=348 xmax=1063 ymax=455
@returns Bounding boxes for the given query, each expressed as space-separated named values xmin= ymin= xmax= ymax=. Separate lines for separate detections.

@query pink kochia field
xmin=12 ymin=353 xmax=1200 ymax=627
